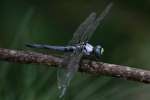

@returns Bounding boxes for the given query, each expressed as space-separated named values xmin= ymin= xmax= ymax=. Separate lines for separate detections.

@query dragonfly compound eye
xmin=94 ymin=45 xmax=104 ymax=58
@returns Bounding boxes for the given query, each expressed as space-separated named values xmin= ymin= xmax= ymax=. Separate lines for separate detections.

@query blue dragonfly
xmin=26 ymin=2 xmax=113 ymax=98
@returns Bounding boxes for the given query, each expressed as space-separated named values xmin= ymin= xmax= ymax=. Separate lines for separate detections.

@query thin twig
xmin=0 ymin=48 xmax=150 ymax=84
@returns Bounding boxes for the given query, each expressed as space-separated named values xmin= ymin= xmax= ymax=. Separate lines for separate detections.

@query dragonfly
xmin=26 ymin=2 xmax=113 ymax=98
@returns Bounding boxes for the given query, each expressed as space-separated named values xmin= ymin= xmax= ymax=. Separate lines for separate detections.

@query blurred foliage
xmin=0 ymin=0 xmax=150 ymax=100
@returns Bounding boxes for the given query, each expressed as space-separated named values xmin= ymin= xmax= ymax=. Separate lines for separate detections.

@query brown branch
xmin=0 ymin=48 xmax=150 ymax=84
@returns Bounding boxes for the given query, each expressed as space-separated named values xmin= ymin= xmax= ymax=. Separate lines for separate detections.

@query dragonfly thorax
xmin=72 ymin=43 xmax=104 ymax=58
xmin=70 ymin=43 xmax=94 ymax=55
xmin=82 ymin=43 xmax=94 ymax=55
xmin=83 ymin=43 xmax=104 ymax=58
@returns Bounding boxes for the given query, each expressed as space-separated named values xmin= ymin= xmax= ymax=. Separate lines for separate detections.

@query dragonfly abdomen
xmin=64 ymin=46 xmax=76 ymax=52
xmin=26 ymin=43 xmax=77 ymax=52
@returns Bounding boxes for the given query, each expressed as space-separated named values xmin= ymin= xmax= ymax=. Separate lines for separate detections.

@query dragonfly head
xmin=94 ymin=45 xmax=104 ymax=58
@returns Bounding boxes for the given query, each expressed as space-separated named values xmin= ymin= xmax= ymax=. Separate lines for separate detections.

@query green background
xmin=0 ymin=0 xmax=150 ymax=100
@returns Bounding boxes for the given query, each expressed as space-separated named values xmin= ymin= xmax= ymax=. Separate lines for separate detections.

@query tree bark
xmin=0 ymin=48 xmax=150 ymax=84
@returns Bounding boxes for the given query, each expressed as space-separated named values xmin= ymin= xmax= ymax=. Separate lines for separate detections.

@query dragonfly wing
xmin=57 ymin=12 xmax=96 ymax=98
xmin=69 ymin=12 xmax=96 ymax=44
xmin=57 ymin=52 xmax=82 ymax=98
xmin=80 ymin=2 xmax=113 ymax=42
xmin=57 ymin=3 xmax=113 ymax=97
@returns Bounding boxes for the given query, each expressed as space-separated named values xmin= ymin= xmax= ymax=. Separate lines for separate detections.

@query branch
xmin=0 ymin=48 xmax=150 ymax=84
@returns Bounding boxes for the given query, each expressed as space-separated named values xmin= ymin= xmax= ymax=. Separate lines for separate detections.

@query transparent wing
xmin=57 ymin=3 xmax=113 ymax=97
xmin=80 ymin=2 xmax=113 ymax=42
xmin=69 ymin=12 xmax=96 ymax=44
xmin=57 ymin=12 xmax=97 ymax=98
xmin=57 ymin=52 xmax=82 ymax=98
